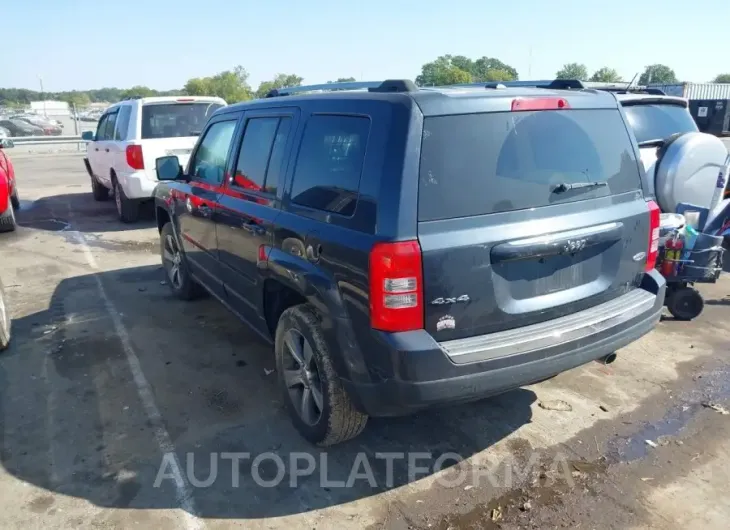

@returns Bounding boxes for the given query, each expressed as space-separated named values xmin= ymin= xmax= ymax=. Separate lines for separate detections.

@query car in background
xmin=152 ymin=79 xmax=665 ymax=445
xmin=82 ymin=96 xmax=225 ymax=222
xmin=0 ymin=138 xmax=18 ymax=232
xmin=12 ymin=115 xmax=63 ymax=136
xmin=0 ymin=119 xmax=43 ymax=137
xmin=0 ymin=274 xmax=11 ymax=351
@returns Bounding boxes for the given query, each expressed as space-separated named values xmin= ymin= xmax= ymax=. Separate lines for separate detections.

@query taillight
xmin=369 ymin=241 xmax=424 ymax=332
xmin=646 ymin=200 xmax=661 ymax=271
xmin=511 ymin=97 xmax=570 ymax=111
xmin=126 ymin=145 xmax=145 ymax=170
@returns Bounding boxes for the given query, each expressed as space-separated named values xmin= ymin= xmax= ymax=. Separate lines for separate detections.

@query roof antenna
xmin=625 ymin=72 xmax=640 ymax=91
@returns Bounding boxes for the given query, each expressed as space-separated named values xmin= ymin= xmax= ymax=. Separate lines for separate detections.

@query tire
xmin=113 ymin=177 xmax=140 ymax=223
xmin=10 ymin=189 xmax=20 ymax=210
xmin=160 ymin=222 xmax=204 ymax=300
xmin=0 ymin=204 xmax=17 ymax=233
xmin=666 ymin=286 xmax=704 ymax=321
xmin=0 ymin=280 xmax=11 ymax=351
xmin=275 ymin=304 xmax=368 ymax=446
xmin=91 ymin=175 xmax=109 ymax=201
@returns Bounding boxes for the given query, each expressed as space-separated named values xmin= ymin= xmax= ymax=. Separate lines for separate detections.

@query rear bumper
xmin=341 ymin=270 xmax=666 ymax=417
xmin=117 ymin=170 xmax=157 ymax=200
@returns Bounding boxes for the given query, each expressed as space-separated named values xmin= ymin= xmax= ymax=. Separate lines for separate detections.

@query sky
xmin=2 ymin=0 xmax=728 ymax=92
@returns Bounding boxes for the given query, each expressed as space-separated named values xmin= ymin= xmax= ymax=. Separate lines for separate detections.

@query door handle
xmin=306 ymin=243 xmax=322 ymax=263
xmin=105 ymin=148 xmax=110 ymax=152
xmin=95 ymin=148 xmax=99 ymax=151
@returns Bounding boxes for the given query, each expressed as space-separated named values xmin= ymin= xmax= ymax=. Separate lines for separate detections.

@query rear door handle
xmin=105 ymin=148 xmax=110 ymax=152
xmin=94 ymin=148 xmax=99 ymax=151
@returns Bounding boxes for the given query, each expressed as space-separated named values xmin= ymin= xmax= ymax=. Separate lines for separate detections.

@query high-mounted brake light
xmin=646 ymin=200 xmax=661 ymax=271
xmin=511 ymin=97 xmax=570 ymax=111
xmin=176 ymin=98 xmax=195 ymax=102
xmin=126 ymin=145 xmax=145 ymax=170
xmin=369 ymin=241 xmax=424 ymax=332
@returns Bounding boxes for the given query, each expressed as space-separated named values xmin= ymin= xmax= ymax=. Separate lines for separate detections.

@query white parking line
xmin=69 ymin=230 xmax=202 ymax=530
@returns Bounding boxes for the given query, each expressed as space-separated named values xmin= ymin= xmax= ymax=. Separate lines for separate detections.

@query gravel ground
xmin=0 ymin=152 xmax=729 ymax=529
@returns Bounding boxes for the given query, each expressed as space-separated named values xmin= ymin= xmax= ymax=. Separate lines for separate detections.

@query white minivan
xmin=82 ymin=96 xmax=226 ymax=222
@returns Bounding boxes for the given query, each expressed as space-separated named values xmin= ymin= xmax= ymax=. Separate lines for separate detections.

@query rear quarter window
xmin=418 ymin=109 xmax=643 ymax=221
xmin=622 ymin=104 xmax=698 ymax=144
xmin=141 ymin=102 xmax=223 ymax=139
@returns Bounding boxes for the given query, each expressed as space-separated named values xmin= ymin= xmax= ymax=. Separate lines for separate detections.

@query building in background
xmin=650 ymin=83 xmax=730 ymax=136
xmin=29 ymin=100 xmax=70 ymax=117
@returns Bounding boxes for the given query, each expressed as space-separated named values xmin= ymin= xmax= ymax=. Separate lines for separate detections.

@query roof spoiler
xmin=441 ymin=79 xmax=666 ymax=95
xmin=266 ymin=79 xmax=418 ymax=98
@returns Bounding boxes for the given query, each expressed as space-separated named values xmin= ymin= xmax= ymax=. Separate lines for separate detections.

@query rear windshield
xmin=418 ymin=109 xmax=642 ymax=221
xmin=622 ymin=103 xmax=698 ymax=145
xmin=141 ymin=102 xmax=223 ymax=139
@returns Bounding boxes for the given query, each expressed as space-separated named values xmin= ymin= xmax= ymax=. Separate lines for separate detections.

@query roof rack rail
xmin=440 ymin=79 xmax=665 ymax=95
xmin=266 ymin=79 xmax=417 ymax=98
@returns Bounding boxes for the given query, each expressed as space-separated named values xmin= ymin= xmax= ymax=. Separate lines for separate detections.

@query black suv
xmin=153 ymin=79 xmax=666 ymax=445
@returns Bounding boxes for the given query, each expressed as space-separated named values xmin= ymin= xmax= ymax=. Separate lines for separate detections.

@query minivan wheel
xmin=275 ymin=305 xmax=368 ymax=446
xmin=113 ymin=178 xmax=140 ymax=223
xmin=91 ymin=175 xmax=109 ymax=201
xmin=160 ymin=222 xmax=204 ymax=300
xmin=0 ymin=204 xmax=17 ymax=233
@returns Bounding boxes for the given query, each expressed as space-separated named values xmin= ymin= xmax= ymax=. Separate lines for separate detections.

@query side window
xmin=189 ymin=120 xmax=237 ymax=185
xmin=290 ymin=115 xmax=370 ymax=216
xmin=233 ymin=118 xmax=279 ymax=192
xmin=104 ymin=112 xmax=118 ymax=141
xmin=95 ymin=115 xmax=108 ymax=140
xmin=114 ymin=106 xmax=132 ymax=141
xmin=233 ymin=116 xmax=292 ymax=194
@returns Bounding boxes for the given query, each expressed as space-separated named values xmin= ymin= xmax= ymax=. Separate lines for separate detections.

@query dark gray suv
xmin=153 ymin=79 xmax=666 ymax=445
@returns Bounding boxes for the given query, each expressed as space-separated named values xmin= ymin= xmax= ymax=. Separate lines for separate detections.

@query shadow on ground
xmin=0 ymin=265 xmax=535 ymax=520
xmin=14 ymin=192 xmax=156 ymax=233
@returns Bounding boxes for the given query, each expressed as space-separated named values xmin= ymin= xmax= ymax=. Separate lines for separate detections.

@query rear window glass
xmin=418 ymin=109 xmax=642 ymax=221
xmin=623 ymin=104 xmax=698 ymax=145
xmin=141 ymin=102 xmax=223 ymax=139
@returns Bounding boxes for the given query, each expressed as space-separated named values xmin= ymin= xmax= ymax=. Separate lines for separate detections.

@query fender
xmin=264 ymin=247 xmax=371 ymax=384
xmin=0 ymin=170 xmax=9 ymax=214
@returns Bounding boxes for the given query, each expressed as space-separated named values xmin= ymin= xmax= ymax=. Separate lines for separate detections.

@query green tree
xmin=184 ymin=66 xmax=253 ymax=102
xmin=255 ymin=73 xmax=303 ymax=98
xmin=416 ymin=56 xmax=472 ymax=86
xmin=639 ymin=64 xmax=678 ymax=85
xmin=713 ymin=73 xmax=730 ymax=83
xmin=119 ymin=85 xmax=158 ymax=99
xmin=556 ymin=63 xmax=588 ymax=80
xmin=63 ymin=91 xmax=91 ymax=107
xmin=589 ymin=67 xmax=622 ymax=83
xmin=329 ymin=77 xmax=357 ymax=83
xmin=472 ymin=57 xmax=518 ymax=81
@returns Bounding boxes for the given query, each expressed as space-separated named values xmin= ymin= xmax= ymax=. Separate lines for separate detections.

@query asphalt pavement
xmin=0 ymin=151 xmax=729 ymax=529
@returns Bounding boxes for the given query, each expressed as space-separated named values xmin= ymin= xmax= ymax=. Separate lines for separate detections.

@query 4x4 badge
xmin=430 ymin=295 xmax=470 ymax=305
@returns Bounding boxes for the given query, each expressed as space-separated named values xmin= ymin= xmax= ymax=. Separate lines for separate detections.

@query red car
xmin=0 ymin=138 xmax=19 ymax=232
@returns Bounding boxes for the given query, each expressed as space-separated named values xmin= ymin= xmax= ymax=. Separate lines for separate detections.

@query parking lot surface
xmin=1 ymin=152 xmax=729 ymax=529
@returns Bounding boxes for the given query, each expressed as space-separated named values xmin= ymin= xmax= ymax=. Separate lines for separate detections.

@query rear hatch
xmin=137 ymin=100 xmax=225 ymax=178
xmin=417 ymin=102 xmax=651 ymax=341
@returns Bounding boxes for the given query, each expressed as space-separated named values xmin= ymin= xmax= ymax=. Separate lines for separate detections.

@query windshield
xmin=623 ymin=103 xmax=698 ymax=144
xmin=141 ymin=102 xmax=223 ymax=139
xmin=418 ymin=109 xmax=643 ymax=221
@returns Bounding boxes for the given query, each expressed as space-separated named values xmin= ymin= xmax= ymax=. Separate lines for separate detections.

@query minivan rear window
xmin=141 ymin=102 xmax=223 ymax=139
xmin=418 ymin=109 xmax=643 ymax=221
xmin=622 ymin=103 xmax=698 ymax=145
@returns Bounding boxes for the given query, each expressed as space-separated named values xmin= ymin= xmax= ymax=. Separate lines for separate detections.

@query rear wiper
xmin=553 ymin=181 xmax=608 ymax=193
xmin=637 ymin=138 xmax=666 ymax=148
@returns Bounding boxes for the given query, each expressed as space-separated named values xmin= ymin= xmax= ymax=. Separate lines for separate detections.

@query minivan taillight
xmin=369 ymin=241 xmax=424 ymax=332
xmin=126 ymin=145 xmax=145 ymax=170
xmin=646 ymin=200 xmax=661 ymax=271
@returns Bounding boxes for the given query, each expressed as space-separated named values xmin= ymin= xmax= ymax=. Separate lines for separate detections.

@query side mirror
xmin=156 ymin=156 xmax=183 ymax=181
xmin=0 ymin=139 xmax=14 ymax=149
xmin=81 ymin=131 xmax=95 ymax=141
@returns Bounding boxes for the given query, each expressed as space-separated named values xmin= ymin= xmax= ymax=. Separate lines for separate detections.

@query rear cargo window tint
xmin=290 ymin=115 xmax=370 ymax=216
xmin=141 ymin=102 xmax=223 ymax=139
xmin=418 ymin=110 xmax=642 ymax=221
xmin=623 ymin=104 xmax=698 ymax=144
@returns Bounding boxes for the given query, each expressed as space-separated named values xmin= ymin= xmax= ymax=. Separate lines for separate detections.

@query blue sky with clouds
xmin=3 ymin=0 xmax=728 ymax=91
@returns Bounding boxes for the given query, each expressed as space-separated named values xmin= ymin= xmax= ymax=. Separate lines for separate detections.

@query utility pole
xmin=38 ymin=75 xmax=47 ymax=117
